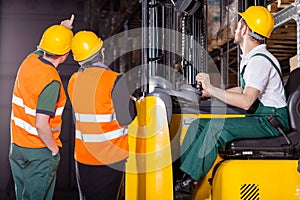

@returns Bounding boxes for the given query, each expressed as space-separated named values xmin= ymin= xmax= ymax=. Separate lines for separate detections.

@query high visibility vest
xmin=68 ymin=67 xmax=129 ymax=165
xmin=11 ymin=54 xmax=66 ymax=148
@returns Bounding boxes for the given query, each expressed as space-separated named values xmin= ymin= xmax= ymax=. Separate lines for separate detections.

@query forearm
xmin=207 ymin=86 xmax=252 ymax=110
xmin=36 ymin=114 xmax=59 ymax=155
xmin=37 ymin=126 xmax=59 ymax=155
xmin=226 ymin=86 xmax=242 ymax=93
xmin=197 ymin=73 xmax=258 ymax=110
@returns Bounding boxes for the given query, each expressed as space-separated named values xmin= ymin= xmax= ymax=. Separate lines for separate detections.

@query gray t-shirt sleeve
xmin=112 ymin=75 xmax=137 ymax=126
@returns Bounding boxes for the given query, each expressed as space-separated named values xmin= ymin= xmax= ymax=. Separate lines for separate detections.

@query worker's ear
xmin=242 ymin=25 xmax=249 ymax=37
xmin=59 ymin=52 xmax=70 ymax=64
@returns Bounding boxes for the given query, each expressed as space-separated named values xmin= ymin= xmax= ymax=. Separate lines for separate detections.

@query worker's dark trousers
xmin=180 ymin=103 xmax=289 ymax=181
xmin=75 ymin=160 xmax=125 ymax=200
xmin=9 ymin=143 xmax=60 ymax=200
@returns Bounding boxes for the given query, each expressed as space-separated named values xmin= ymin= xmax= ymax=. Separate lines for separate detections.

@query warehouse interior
xmin=0 ymin=0 xmax=299 ymax=199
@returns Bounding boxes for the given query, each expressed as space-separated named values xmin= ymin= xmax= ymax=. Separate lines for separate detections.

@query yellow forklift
xmin=124 ymin=0 xmax=300 ymax=199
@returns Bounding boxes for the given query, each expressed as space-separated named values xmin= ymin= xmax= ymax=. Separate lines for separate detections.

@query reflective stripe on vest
xmin=11 ymin=94 xmax=64 ymax=136
xmin=12 ymin=115 xmax=62 ymax=135
xmin=75 ymin=113 xmax=116 ymax=123
xmin=12 ymin=115 xmax=38 ymax=135
xmin=12 ymin=95 xmax=36 ymax=116
xmin=55 ymin=107 xmax=64 ymax=116
xmin=12 ymin=94 xmax=64 ymax=117
xmin=75 ymin=127 xmax=128 ymax=142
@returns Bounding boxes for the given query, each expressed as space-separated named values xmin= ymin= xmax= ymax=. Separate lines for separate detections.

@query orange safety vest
xmin=68 ymin=67 xmax=129 ymax=165
xmin=11 ymin=54 xmax=66 ymax=148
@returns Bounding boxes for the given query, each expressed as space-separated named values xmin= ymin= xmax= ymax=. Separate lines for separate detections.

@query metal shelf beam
xmin=273 ymin=1 xmax=300 ymax=68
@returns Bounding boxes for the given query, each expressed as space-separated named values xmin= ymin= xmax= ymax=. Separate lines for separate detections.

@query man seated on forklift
xmin=174 ymin=6 xmax=290 ymax=197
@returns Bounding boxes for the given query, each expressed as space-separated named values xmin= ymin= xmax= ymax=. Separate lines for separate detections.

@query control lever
xmin=179 ymin=84 xmax=202 ymax=97
xmin=196 ymin=84 xmax=203 ymax=96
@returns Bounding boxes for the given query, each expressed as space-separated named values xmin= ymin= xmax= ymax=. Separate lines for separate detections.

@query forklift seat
xmin=219 ymin=68 xmax=300 ymax=159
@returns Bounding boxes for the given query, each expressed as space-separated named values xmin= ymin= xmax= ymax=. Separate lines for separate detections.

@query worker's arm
xmin=226 ymin=86 xmax=242 ymax=93
xmin=36 ymin=81 xmax=60 ymax=155
xmin=196 ymin=73 xmax=259 ymax=110
xmin=112 ymin=75 xmax=137 ymax=126
xmin=36 ymin=113 xmax=59 ymax=155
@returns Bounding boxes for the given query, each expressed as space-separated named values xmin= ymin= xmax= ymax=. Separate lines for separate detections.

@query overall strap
xmin=240 ymin=64 xmax=247 ymax=90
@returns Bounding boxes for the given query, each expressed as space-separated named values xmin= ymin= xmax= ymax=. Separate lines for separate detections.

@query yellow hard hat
xmin=39 ymin=25 xmax=73 ymax=55
xmin=71 ymin=31 xmax=103 ymax=62
xmin=238 ymin=6 xmax=274 ymax=38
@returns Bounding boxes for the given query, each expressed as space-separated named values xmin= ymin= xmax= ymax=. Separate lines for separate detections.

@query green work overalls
xmin=180 ymin=53 xmax=290 ymax=181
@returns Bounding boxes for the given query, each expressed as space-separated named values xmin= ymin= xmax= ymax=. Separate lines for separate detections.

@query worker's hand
xmin=60 ymin=14 xmax=75 ymax=29
xmin=201 ymin=90 xmax=211 ymax=98
xmin=196 ymin=73 xmax=212 ymax=96
xmin=52 ymin=147 xmax=59 ymax=156
xmin=130 ymin=95 xmax=137 ymax=101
